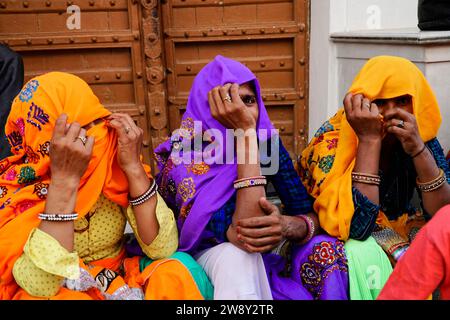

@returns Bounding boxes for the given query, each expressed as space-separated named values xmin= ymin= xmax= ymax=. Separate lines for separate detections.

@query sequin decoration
xmin=180 ymin=203 xmax=193 ymax=219
xmin=6 ymin=131 xmax=23 ymax=152
xmin=0 ymin=198 xmax=11 ymax=210
xmin=24 ymin=146 xmax=40 ymax=164
xmin=318 ymin=155 xmax=335 ymax=174
xmin=0 ymin=159 xmax=10 ymax=175
xmin=37 ymin=141 xmax=51 ymax=157
xmin=16 ymin=200 xmax=37 ymax=214
xmin=17 ymin=166 xmax=38 ymax=184
xmin=33 ymin=182 xmax=49 ymax=199
xmin=186 ymin=161 xmax=210 ymax=175
xmin=19 ymin=79 xmax=39 ymax=102
xmin=178 ymin=177 xmax=196 ymax=202
xmin=15 ymin=118 xmax=26 ymax=136
xmin=0 ymin=186 xmax=8 ymax=199
xmin=27 ymin=102 xmax=50 ymax=131
xmin=300 ymin=240 xmax=348 ymax=300
xmin=180 ymin=117 xmax=195 ymax=140
xmin=4 ymin=167 xmax=17 ymax=181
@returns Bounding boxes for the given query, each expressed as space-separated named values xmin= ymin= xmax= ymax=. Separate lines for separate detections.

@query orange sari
xmin=0 ymin=72 xmax=206 ymax=300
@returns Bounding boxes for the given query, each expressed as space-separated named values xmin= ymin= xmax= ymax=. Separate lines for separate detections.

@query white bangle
xmin=129 ymin=180 xmax=158 ymax=206
xmin=38 ymin=213 xmax=79 ymax=221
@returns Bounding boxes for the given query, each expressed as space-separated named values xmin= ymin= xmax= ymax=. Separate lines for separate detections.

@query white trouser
xmin=195 ymin=242 xmax=273 ymax=300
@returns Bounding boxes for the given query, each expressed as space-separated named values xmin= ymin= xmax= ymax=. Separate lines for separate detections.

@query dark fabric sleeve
xmin=207 ymin=195 xmax=236 ymax=243
xmin=349 ymin=187 xmax=380 ymax=241
xmin=0 ymin=45 xmax=24 ymax=159
xmin=267 ymin=139 xmax=313 ymax=216
xmin=426 ymin=138 xmax=450 ymax=183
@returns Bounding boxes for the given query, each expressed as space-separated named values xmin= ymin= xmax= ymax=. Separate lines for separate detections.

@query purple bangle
xmin=295 ymin=215 xmax=315 ymax=244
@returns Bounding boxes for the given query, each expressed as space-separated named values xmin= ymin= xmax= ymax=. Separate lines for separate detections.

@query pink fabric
xmin=378 ymin=205 xmax=450 ymax=300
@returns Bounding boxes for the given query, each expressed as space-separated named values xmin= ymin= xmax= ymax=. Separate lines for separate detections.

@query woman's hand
xmin=344 ymin=93 xmax=384 ymax=143
xmin=236 ymin=198 xmax=283 ymax=253
xmin=384 ymin=108 xmax=425 ymax=156
xmin=106 ymin=113 xmax=145 ymax=175
xmin=49 ymin=114 xmax=94 ymax=187
xmin=208 ymin=83 xmax=256 ymax=131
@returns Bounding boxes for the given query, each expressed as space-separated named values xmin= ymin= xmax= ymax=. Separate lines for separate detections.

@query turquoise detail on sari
xmin=139 ymin=251 xmax=214 ymax=300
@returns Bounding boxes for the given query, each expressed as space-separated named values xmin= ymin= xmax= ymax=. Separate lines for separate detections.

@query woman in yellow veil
xmin=298 ymin=56 xmax=450 ymax=300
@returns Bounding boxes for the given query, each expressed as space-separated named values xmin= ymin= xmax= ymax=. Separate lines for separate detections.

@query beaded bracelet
xmin=416 ymin=168 xmax=447 ymax=193
xmin=295 ymin=215 xmax=315 ymax=245
xmin=233 ymin=175 xmax=266 ymax=184
xmin=233 ymin=177 xmax=267 ymax=190
xmin=351 ymin=172 xmax=381 ymax=186
xmin=129 ymin=179 xmax=158 ymax=206
xmin=38 ymin=213 xmax=79 ymax=221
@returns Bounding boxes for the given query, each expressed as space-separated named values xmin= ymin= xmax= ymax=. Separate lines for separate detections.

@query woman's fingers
xmin=229 ymin=83 xmax=241 ymax=105
xmin=361 ymin=97 xmax=372 ymax=113
xmin=386 ymin=124 xmax=408 ymax=138
xmin=237 ymin=215 xmax=280 ymax=228
xmin=244 ymin=242 xmax=277 ymax=253
xmin=108 ymin=113 xmax=139 ymax=136
xmin=211 ymin=86 xmax=225 ymax=116
xmin=66 ymin=121 xmax=82 ymax=142
xmin=384 ymin=118 xmax=408 ymax=130
xmin=219 ymin=83 xmax=233 ymax=105
xmin=237 ymin=225 xmax=282 ymax=238
xmin=343 ymin=92 xmax=354 ymax=114
xmin=52 ymin=114 xmax=68 ymax=140
xmin=351 ymin=94 xmax=364 ymax=116
xmin=84 ymin=135 xmax=95 ymax=154
xmin=238 ymin=234 xmax=281 ymax=247
xmin=370 ymin=103 xmax=381 ymax=117
xmin=383 ymin=107 xmax=413 ymax=122
xmin=258 ymin=197 xmax=279 ymax=215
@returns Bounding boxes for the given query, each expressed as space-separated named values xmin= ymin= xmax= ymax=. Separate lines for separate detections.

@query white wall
xmin=309 ymin=0 xmax=419 ymax=138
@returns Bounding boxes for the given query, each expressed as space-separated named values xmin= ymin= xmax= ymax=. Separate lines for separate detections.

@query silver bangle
xmin=129 ymin=180 xmax=158 ymax=206
xmin=38 ymin=213 xmax=79 ymax=221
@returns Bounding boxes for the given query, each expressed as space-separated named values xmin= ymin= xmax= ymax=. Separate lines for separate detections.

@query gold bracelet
xmin=416 ymin=168 xmax=447 ymax=193
xmin=351 ymin=172 xmax=381 ymax=186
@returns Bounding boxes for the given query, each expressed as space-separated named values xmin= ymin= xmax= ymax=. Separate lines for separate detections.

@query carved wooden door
xmin=161 ymin=0 xmax=310 ymax=158
xmin=0 ymin=0 xmax=156 ymax=164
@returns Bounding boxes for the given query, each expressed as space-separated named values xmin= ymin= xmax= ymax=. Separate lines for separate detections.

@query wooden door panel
xmin=162 ymin=0 xmax=309 ymax=158
xmin=0 ymin=0 xmax=156 ymax=165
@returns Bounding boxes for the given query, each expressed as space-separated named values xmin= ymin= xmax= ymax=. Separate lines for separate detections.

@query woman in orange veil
xmin=0 ymin=72 xmax=212 ymax=300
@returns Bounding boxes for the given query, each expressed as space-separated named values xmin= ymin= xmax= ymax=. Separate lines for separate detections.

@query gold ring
xmin=77 ymin=136 xmax=87 ymax=145
xmin=223 ymin=94 xmax=232 ymax=103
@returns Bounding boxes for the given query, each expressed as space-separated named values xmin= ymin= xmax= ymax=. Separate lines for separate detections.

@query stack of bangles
xmin=233 ymin=175 xmax=267 ymax=190
xmin=129 ymin=179 xmax=158 ymax=206
xmin=295 ymin=214 xmax=315 ymax=244
xmin=38 ymin=213 xmax=79 ymax=221
xmin=351 ymin=172 xmax=381 ymax=186
xmin=416 ymin=168 xmax=447 ymax=193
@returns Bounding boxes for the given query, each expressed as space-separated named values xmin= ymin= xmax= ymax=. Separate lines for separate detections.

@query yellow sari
xmin=298 ymin=56 xmax=442 ymax=299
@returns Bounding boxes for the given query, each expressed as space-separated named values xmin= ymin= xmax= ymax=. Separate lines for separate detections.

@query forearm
xmin=233 ymin=134 xmax=266 ymax=222
xmin=353 ymin=139 xmax=382 ymax=205
xmin=126 ymin=165 xmax=158 ymax=246
xmin=39 ymin=180 xmax=78 ymax=252
xmin=414 ymin=147 xmax=450 ymax=215
xmin=282 ymin=212 xmax=321 ymax=242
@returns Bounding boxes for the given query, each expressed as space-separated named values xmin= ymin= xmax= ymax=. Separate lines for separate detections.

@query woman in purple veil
xmin=154 ymin=55 xmax=349 ymax=300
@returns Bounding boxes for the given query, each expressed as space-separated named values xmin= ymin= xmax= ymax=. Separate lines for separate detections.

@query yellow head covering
xmin=299 ymin=56 xmax=442 ymax=240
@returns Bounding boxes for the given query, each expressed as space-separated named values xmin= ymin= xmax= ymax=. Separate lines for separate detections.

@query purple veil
xmin=154 ymin=55 xmax=275 ymax=253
